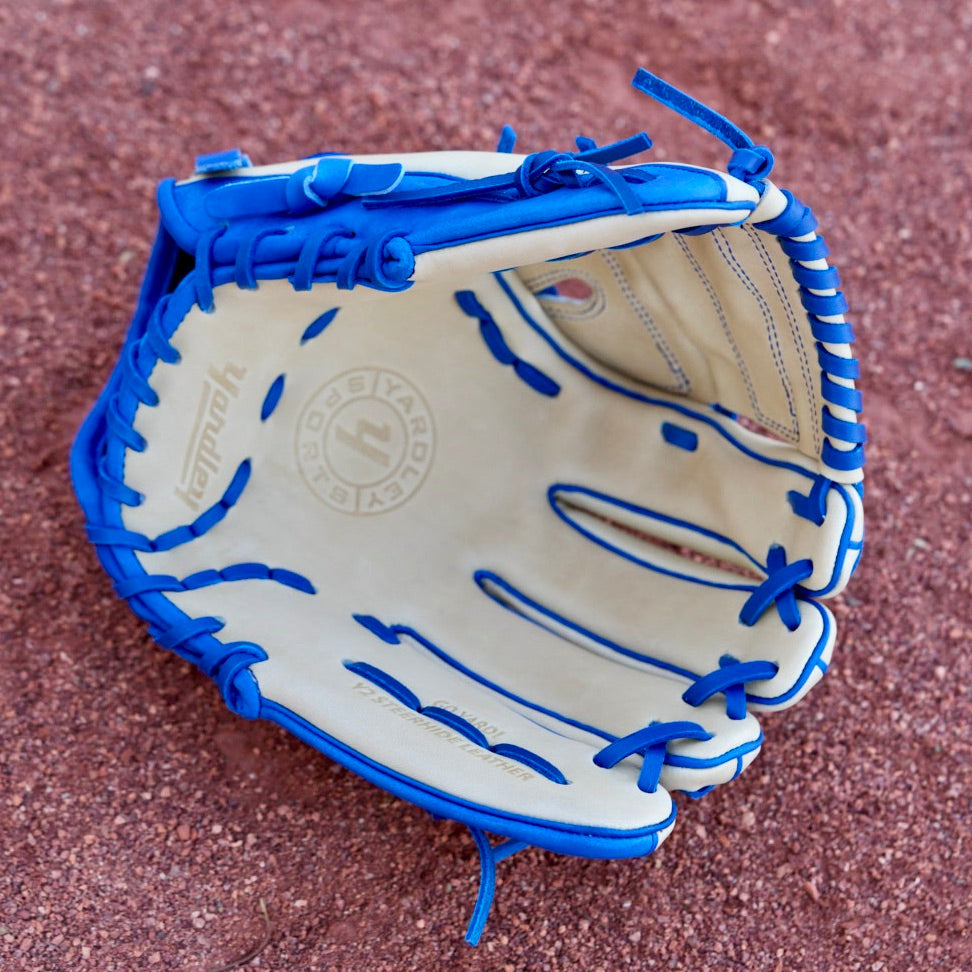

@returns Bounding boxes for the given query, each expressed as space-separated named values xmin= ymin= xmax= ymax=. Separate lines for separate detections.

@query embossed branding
xmin=352 ymin=683 xmax=534 ymax=781
xmin=296 ymin=367 xmax=435 ymax=515
xmin=176 ymin=362 xmax=247 ymax=511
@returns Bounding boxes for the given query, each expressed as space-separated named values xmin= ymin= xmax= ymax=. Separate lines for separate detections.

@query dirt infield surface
xmin=1 ymin=1 xmax=969 ymax=969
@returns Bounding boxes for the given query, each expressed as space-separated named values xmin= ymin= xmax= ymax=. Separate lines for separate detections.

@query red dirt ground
xmin=1 ymin=1 xmax=969 ymax=970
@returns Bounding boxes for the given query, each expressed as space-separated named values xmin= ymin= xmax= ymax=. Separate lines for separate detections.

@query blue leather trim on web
xmin=495 ymin=272 xmax=859 ymax=597
xmin=353 ymin=612 xmax=764 ymax=768
xmin=474 ymin=569 xmax=826 ymax=710
xmin=344 ymin=660 xmax=569 ymax=785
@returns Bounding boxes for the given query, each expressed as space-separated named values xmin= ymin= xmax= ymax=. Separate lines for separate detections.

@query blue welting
xmin=260 ymin=697 xmax=674 ymax=859
xmin=593 ymin=721 xmax=713 ymax=794
xmin=816 ymin=344 xmax=860 ymax=380
xmin=661 ymin=422 xmax=698 ymax=452
xmin=359 ymin=608 xmax=762 ymax=771
xmin=546 ymin=486 xmax=760 ymax=585
xmin=300 ymin=307 xmax=339 ymax=344
xmin=787 ymin=475 xmax=831 ymax=525
xmin=360 ymin=613 xmax=613 ymax=743
xmin=682 ymin=656 xmax=779 ymax=720
xmin=474 ymin=566 xmax=827 ymax=710
xmin=344 ymin=659 xmax=569 ymax=784
xmin=711 ymin=403 xmax=738 ymax=420
xmin=821 ymin=374 xmax=863 ymax=413
xmin=456 ymin=289 xmax=561 ymax=397
xmin=822 ymin=407 xmax=867 ymax=443
xmin=497 ymin=273 xmax=862 ymax=594
xmin=491 ymin=745 xmax=569 ymax=786
xmin=194 ymin=148 xmax=251 ymax=173
xmin=496 ymin=125 xmax=517 ymax=153
xmin=260 ymin=374 xmax=286 ymax=421
xmin=344 ymin=660 xmax=422 ymax=710
xmin=353 ymin=613 xmax=402 ymax=644
xmin=739 ymin=545 xmax=812 ymax=631
xmin=683 ymin=785 xmax=715 ymax=799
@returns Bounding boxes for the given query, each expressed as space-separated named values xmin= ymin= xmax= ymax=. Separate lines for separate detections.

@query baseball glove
xmin=72 ymin=70 xmax=865 ymax=943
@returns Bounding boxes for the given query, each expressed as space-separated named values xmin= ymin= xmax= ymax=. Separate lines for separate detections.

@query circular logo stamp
xmin=295 ymin=367 xmax=435 ymax=515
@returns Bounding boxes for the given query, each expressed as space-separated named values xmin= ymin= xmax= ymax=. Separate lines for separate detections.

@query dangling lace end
xmin=464 ymin=826 xmax=529 ymax=946
xmin=630 ymin=68 xmax=774 ymax=183
xmin=496 ymin=125 xmax=517 ymax=153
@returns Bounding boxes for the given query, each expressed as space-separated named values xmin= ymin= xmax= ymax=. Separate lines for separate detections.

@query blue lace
xmin=593 ymin=720 xmax=713 ymax=793
xmin=364 ymin=133 xmax=654 ymax=213
xmin=682 ymin=654 xmax=779 ymax=720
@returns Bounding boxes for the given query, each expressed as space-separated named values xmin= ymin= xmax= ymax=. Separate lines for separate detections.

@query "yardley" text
xmin=175 ymin=362 xmax=246 ymax=511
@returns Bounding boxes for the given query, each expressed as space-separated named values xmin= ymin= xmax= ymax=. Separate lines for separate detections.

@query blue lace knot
xmin=593 ymin=720 xmax=713 ymax=794
xmin=214 ymin=643 xmax=268 ymax=718
xmin=739 ymin=544 xmax=813 ymax=631
xmin=682 ymin=654 xmax=779 ymax=720
xmin=728 ymin=145 xmax=775 ymax=182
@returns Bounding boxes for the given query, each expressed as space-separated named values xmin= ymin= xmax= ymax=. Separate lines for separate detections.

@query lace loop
xmin=593 ymin=720 xmax=713 ymax=793
xmin=194 ymin=225 xmax=226 ymax=312
xmin=682 ymin=655 xmax=779 ymax=720
xmin=739 ymin=545 xmax=813 ymax=631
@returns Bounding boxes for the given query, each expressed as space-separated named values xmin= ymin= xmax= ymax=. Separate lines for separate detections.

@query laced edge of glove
xmin=71 ymin=70 xmax=866 ymax=946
